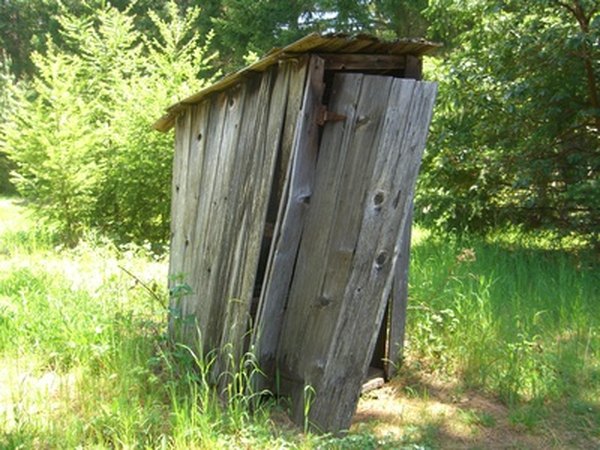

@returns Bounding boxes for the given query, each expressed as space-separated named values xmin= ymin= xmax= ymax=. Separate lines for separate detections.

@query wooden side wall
xmin=168 ymin=57 xmax=310 ymax=378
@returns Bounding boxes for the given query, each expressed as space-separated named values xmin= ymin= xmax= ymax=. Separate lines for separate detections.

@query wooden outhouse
xmin=154 ymin=33 xmax=438 ymax=433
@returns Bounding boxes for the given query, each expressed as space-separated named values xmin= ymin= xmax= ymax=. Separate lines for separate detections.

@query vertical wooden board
xmin=304 ymin=75 xmax=393 ymax=362
xmin=213 ymin=77 xmax=262 ymax=323
xmin=176 ymin=89 xmax=236 ymax=349
xmin=252 ymin=56 xmax=323 ymax=384
xmin=217 ymin=66 xmax=291 ymax=379
xmin=168 ymin=108 xmax=193 ymax=335
xmin=179 ymin=101 xmax=210 ymax=280
xmin=171 ymin=101 xmax=211 ymax=341
xmin=279 ymin=73 xmax=390 ymax=415
xmin=213 ymin=77 xmax=263 ymax=318
xmin=197 ymin=84 xmax=248 ymax=353
xmin=176 ymin=96 xmax=220 ymax=346
xmin=212 ymin=76 xmax=270 ymax=350
xmin=168 ymin=109 xmax=192 ymax=283
xmin=386 ymin=202 xmax=413 ymax=379
xmin=303 ymin=79 xmax=437 ymax=432
xmin=177 ymin=94 xmax=221 ymax=346
xmin=275 ymin=74 xmax=364 ymax=387
xmin=273 ymin=56 xmax=310 ymax=208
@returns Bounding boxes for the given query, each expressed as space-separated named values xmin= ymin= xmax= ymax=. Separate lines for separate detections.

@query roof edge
xmin=153 ymin=33 xmax=440 ymax=132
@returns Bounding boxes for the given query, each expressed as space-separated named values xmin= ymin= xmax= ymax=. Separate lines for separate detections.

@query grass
xmin=406 ymin=228 xmax=600 ymax=440
xmin=0 ymin=196 xmax=598 ymax=448
xmin=0 ymin=198 xmax=309 ymax=448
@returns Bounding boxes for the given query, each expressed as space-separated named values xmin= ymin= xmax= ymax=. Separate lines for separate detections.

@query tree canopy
xmin=0 ymin=0 xmax=597 ymax=247
xmin=420 ymin=0 xmax=599 ymax=245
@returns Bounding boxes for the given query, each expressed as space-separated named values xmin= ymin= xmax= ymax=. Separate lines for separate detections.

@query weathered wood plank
xmin=179 ymin=101 xmax=210 ymax=284
xmin=168 ymin=110 xmax=192 ymax=278
xmin=386 ymin=202 xmax=413 ymax=379
xmin=210 ymin=79 xmax=260 ymax=382
xmin=168 ymin=108 xmax=193 ymax=336
xmin=302 ymin=79 xmax=437 ymax=432
xmin=200 ymin=83 xmax=251 ymax=361
xmin=278 ymin=73 xmax=395 ymax=421
xmin=252 ymin=56 xmax=324 ymax=387
xmin=273 ymin=56 xmax=310 ymax=215
xmin=181 ymin=88 xmax=238 ymax=350
xmin=276 ymin=73 xmax=366 ymax=387
xmin=217 ymin=65 xmax=292 ymax=384
xmin=280 ymin=73 xmax=397 ymax=401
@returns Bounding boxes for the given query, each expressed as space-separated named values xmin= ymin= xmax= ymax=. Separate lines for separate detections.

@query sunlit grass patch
xmin=406 ymin=231 xmax=600 ymax=439
xmin=0 ymin=197 xmax=314 ymax=448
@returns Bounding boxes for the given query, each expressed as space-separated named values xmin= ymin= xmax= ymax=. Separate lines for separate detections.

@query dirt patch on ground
xmin=352 ymin=373 xmax=598 ymax=449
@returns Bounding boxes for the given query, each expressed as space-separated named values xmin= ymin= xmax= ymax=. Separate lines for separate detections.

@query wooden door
xmin=254 ymin=67 xmax=437 ymax=432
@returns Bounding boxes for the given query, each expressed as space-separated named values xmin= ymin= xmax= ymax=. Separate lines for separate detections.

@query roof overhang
xmin=153 ymin=33 xmax=440 ymax=132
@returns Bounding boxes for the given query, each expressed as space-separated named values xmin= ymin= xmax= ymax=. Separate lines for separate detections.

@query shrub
xmin=1 ymin=2 xmax=217 ymax=245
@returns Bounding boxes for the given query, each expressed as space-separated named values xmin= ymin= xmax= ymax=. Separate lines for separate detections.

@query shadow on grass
xmin=352 ymin=361 xmax=600 ymax=449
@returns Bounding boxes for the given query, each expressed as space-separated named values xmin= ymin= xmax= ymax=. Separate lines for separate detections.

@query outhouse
xmin=154 ymin=33 xmax=438 ymax=433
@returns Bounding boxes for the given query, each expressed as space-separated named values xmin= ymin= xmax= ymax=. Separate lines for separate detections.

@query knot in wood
xmin=356 ymin=115 xmax=369 ymax=127
xmin=300 ymin=194 xmax=311 ymax=205
xmin=375 ymin=251 xmax=387 ymax=270
xmin=373 ymin=190 xmax=385 ymax=210
xmin=317 ymin=296 xmax=332 ymax=307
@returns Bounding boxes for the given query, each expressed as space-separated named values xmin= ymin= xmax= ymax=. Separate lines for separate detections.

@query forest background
xmin=0 ymin=0 xmax=597 ymax=248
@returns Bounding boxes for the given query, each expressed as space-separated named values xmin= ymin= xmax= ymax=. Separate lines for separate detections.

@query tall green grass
xmin=1 ymin=197 xmax=414 ymax=448
xmin=407 ymin=229 xmax=600 ymax=431
xmin=0 ymin=199 xmax=305 ymax=448
xmin=1 ymin=196 xmax=598 ymax=447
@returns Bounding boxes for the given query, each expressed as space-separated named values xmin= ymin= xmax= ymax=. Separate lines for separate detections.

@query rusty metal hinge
xmin=316 ymin=105 xmax=346 ymax=126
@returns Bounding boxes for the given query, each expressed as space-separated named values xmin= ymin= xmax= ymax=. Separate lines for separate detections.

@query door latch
xmin=316 ymin=105 xmax=346 ymax=126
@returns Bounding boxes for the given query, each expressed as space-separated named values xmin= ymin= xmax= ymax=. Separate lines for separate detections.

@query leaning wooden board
xmin=273 ymin=74 xmax=437 ymax=432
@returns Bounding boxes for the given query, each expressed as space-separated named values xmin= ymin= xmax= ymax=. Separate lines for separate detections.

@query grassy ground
xmin=0 ymin=196 xmax=598 ymax=448
xmin=362 ymin=228 xmax=600 ymax=448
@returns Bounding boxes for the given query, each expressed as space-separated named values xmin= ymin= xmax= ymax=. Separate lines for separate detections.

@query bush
xmin=418 ymin=1 xmax=600 ymax=247
xmin=0 ymin=2 xmax=217 ymax=245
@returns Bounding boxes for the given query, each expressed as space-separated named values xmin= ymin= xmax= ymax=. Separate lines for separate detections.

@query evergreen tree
xmin=1 ymin=2 xmax=217 ymax=244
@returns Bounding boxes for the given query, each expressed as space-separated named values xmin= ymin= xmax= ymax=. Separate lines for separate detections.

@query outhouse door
xmin=254 ymin=61 xmax=437 ymax=432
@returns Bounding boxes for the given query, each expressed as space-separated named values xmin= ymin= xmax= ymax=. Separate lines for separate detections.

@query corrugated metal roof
xmin=154 ymin=33 xmax=440 ymax=131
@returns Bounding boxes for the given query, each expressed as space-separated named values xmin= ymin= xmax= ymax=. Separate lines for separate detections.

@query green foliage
xmin=419 ymin=0 xmax=600 ymax=245
xmin=1 ymin=2 xmax=216 ymax=245
xmin=0 ymin=0 xmax=161 ymax=78
xmin=210 ymin=0 xmax=430 ymax=70
xmin=407 ymin=230 xmax=600 ymax=410
xmin=0 ymin=0 xmax=429 ymax=77
xmin=0 ymin=53 xmax=16 ymax=194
